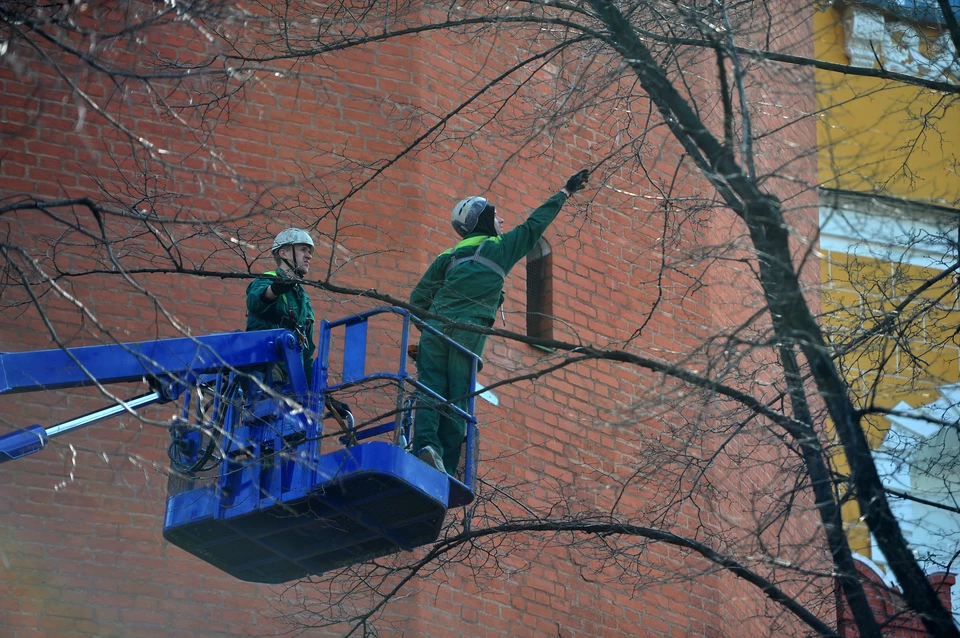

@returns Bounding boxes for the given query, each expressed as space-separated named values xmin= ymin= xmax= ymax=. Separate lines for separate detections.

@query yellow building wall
xmin=815 ymin=7 xmax=960 ymax=205
xmin=816 ymin=5 xmax=960 ymax=557
xmin=821 ymin=249 xmax=960 ymax=555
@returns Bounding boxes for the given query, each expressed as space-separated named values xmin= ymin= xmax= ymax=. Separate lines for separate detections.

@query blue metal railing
xmin=0 ymin=307 xmax=483 ymax=492
xmin=315 ymin=306 xmax=482 ymax=491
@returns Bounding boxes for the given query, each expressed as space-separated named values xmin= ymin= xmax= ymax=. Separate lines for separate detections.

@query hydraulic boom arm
xmin=0 ymin=329 xmax=306 ymax=463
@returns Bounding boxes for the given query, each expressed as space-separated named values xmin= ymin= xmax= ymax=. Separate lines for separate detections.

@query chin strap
xmin=280 ymin=250 xmax=302 ymax=278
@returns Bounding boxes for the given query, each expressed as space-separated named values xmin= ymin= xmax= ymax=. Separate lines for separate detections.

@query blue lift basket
xmin=0 ymin=307 xmax=481 ymax=583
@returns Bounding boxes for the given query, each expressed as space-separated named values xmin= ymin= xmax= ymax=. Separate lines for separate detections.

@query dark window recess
xmin=525 ymin=239 xmax=553 ymax=340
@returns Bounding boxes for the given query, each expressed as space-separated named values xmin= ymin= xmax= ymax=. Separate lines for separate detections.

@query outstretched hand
xmin=564 ymin=169 xmax=591 ymax=194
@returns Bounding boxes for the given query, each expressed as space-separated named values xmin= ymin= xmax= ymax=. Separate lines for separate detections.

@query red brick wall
xmin=837 ymin=560 xmax=955 ymax=637
xmin=0 ymin=2 xmax=823 ymax=636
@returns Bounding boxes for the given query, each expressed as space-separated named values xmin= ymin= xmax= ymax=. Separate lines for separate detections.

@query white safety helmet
xmin=272 ymin=228 xmax=315 ymax=253
xmin=451 ymin=196 xmax=488 ymax=238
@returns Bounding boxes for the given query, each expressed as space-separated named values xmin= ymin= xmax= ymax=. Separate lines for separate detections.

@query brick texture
xmin=0 ymin=2 xmax=827 ymax=637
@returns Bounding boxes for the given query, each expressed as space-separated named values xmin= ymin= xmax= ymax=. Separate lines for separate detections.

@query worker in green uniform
xmin=245 ymin=228 xmax=317 ymax=386
xmin=409 ymin=169 xmax=591 ymax=475
xmin=246 ymin=229 xmax=352 ymax=424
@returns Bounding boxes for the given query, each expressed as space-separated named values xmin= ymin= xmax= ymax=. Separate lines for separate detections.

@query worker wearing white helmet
xmin=409 ymin=169 xmax=591 ymax=475
xmin=245 ymin=229 xmax=317 ymax=384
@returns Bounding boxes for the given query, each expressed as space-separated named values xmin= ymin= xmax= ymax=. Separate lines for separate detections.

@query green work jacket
xmin=245 ymin=270 xmax=316 ymax=383
xmin=411 ymin=191 xmax=568 ymax=323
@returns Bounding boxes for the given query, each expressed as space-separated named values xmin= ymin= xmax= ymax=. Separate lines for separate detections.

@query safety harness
xmin=444 ymin=236 xmax=505 ymax=278
xmin=261 ymin=270 xmax=311 ymax=347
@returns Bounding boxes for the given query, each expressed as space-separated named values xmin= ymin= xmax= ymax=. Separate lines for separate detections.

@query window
xmin=525 ymin=238 xmax=553 ymax=340
xmin=858 ymin=0 xmax=957 ymax=26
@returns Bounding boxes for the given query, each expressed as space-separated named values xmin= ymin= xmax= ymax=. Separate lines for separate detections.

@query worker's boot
xmin=417 ymin=446 xmax=446 ymax=474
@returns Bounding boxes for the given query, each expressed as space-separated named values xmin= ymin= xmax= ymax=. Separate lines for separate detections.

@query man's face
xmin=494 ymin=212 xmax=504 ymax=236
xmin=281 ymin=244 xmax=314 ymax=277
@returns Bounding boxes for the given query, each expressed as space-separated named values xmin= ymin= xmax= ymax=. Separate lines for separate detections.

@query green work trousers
xmin=412 ymin=317 xmax=487 ymax=475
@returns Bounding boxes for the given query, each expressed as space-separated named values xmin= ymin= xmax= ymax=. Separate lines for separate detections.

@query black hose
xmin=168 ymin=375 xmax=242 ymax=474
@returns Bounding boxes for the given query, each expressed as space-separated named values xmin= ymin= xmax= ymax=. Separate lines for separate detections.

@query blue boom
xmin=0 ymin=307 xmax=480 ymax=583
